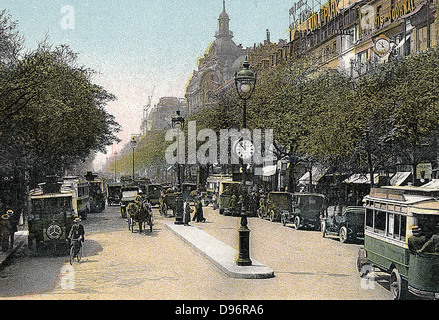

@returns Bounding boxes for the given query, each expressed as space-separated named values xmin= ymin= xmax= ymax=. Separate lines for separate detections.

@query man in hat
xmin=408 ymin=226 xmax=426 ymax=254
xmin=0 ymin=213 xmax=11 ymax=252
xmin=7 ymin=209 xmax=18 ymax=250
xmin=418 ymin=223 xmax=439 ymax=254
xmin=68 ymin=217 xmax=85 ymax=246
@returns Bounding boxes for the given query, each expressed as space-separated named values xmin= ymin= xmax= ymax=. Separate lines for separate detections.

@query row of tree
xmin=106 ymin=42 xmax=439 ymax=192
xmin=0 ymin=10 xmax=121 ymax=196
xmin=188 ymin=45 xmax=439 ymax=188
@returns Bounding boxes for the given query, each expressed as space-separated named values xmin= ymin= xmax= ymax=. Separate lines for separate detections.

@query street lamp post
xmin=130 ymin=136 xmax=137 ymax=181
xmin=172 ymin=110 xmax=185 ymax=225
xmin=234 ymin=55 xmax=256 ymax=266
xmin=114 ymin=151 xmax=118 ymax=182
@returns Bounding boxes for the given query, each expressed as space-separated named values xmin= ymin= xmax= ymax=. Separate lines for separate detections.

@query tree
xmin=0 ymin=40 xmax=120 ymax=185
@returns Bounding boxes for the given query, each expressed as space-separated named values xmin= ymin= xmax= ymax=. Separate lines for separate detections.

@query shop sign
xmin=391 ymin=0 xmax=415 ymax=21
xmin=305 ymin=0 xmax=341 ymax=32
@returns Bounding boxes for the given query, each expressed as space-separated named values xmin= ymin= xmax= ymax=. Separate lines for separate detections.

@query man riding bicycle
xmin=68 ymin=217 xmax=85 ymax=256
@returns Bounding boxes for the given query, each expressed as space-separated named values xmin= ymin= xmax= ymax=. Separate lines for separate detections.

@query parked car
xmin=321 ymin=206 xmax=365 ymax=243
xmin=288 ymin=193 xmax=327 ymax=230
xmin=258 ymin=191 xmax=293 ymax=222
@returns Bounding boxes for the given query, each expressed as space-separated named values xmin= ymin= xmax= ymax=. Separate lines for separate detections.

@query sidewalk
xmin=166 ymin=222 xmax=274 ymax=279
xmin=0 ymin=230 xmax=28 ymax=267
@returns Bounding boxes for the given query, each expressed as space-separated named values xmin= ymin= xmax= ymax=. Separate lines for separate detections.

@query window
xmin=387 ymin=213 xmax=394 ymax=237
xmin=393 ymin=213 xmax=400 ymax=238
xmin=400 ymin=215 xmax=406 ymax=239
xmin=375 ymin=210 xmax=386 ymax=233
xmin=366 ymin=208 xmax=374 ymax=228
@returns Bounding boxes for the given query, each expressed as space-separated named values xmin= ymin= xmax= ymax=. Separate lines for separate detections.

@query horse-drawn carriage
xmin=127 ymin=195 xmax=153 ymax=233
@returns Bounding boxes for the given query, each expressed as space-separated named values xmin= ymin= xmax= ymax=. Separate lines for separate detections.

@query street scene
xmin=1 ymin=0 xmax=439 ymax=306
xmin=0 ymin=204 xmax=392 ymax=300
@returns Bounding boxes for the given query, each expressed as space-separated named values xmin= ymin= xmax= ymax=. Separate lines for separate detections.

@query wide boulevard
xmin=0 ymin=204 xmax=392 ymax=300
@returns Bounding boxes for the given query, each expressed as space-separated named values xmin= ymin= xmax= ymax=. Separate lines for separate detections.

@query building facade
xmin=248 ymin=0 xmax=437 ymax=79
xmin=146 ymin=97 xmax=186 ymax=131
xmin=185 ymin=1 xmax=249 ymax=115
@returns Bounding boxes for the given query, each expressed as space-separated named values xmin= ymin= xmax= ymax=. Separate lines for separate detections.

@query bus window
xmin=366 ymin=208 xmax=373 ymax=228
xmin=387 ymin=213 xmax=394 ymax=237
xmin=375 ymin=210 xmax=386 ymax=233
xmin=393 ymin=214 xmax=400 ymax=238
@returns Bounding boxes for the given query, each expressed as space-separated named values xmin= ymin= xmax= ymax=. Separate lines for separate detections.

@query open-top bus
xmin=358 ymin=186 xmax=439 ymax=299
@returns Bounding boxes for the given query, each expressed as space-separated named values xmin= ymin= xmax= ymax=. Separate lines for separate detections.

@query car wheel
xmin=281 ymin=215 xmax=287 ymax=226
xmin=294 ymin=216 xmax=300 ymax=230
xmin=390 ymin=268 xmax=406 ymax=300
xmin=339 ymin=226 xmax=348 ymax=243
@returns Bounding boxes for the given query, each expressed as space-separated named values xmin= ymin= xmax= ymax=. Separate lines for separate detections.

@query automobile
xmin=321 ymin=206 xmax=365 ymax=243
xmin=258 ymin=191 xmax=293 ymax=222
xmin=218 ymin=181 xmax=242 ymax=216
xmin=288 ymin=193 xmax=327 ymax=230
xmin=145 ymin=183 xmax=162 ymax=206
xmin=106 ymin=182 xmax=123 ymax=206
xmin=120 ymin=185 xmax=139 ymax=218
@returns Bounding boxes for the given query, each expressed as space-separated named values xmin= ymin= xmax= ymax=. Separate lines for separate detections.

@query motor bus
xmin=61 ymin=176 xmax=90 ymax=220
xmin=358 ymin=186 xmax=439 ymax=300
xmin=28 ymin=176 xmax=76 ymax=255
xmin=85 ymin=171 xmax=105 ymax=213
xmin=203 ymin=175 xmax=232 ymax=206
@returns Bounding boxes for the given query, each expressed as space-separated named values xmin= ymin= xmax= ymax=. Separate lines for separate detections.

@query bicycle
xmin=69 ymin=238 xmax=83 ymax=265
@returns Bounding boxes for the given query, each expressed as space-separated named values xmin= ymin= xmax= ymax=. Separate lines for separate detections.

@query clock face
xmin=234 ymin=139 xmax=254 ymax=160
xmin=374 ymin=38 xmax=390 ymax=55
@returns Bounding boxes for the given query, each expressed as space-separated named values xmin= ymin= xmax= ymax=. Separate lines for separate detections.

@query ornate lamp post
xmin=172 ymin=110 xmax=185 ymax=225
xmin=234 ymin=55 xmax=256 ymax=266
xmin=130 ymin=135 xmax=137 ymax=181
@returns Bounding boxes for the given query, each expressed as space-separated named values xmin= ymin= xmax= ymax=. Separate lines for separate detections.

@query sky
xmin=2 ymin=0 xmax=292 ymax=170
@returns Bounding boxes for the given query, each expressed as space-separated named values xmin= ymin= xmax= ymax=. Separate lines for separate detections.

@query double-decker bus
xmin=61 ymin=176 xmax=90 ymax=220
xmin=358 ymin=186 xmax=439 ymax=299
xmin=28 ymin=176 xmax=75 ymax=255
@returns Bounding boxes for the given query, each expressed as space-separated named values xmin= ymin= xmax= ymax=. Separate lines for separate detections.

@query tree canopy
xmin=0 ymin=11 xmax=120 ymax=186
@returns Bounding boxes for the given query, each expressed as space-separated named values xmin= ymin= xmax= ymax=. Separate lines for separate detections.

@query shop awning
xmin=344 ymin=173 xmax=379 ymax=184
xmin=421 ymin=179 xmax=439 ymax=188
xmin=298 ymin=167 xmax=327 ymax=186
xmin=390 ymin=172 xmax=411 ymax=186
xmin=262 ymin=165 xmax=277 ymax=177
